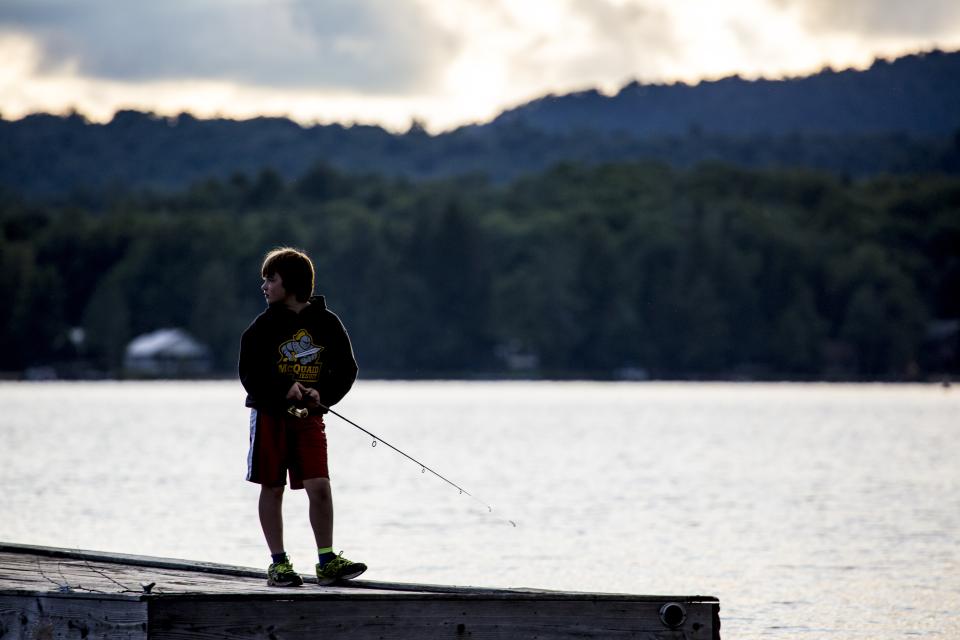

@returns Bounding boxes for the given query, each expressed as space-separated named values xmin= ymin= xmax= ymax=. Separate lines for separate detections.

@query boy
xmin=239 ymin=247 xmax=366 ymax=587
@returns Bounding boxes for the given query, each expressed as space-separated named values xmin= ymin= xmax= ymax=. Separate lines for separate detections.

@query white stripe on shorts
xmin=246 ymin=408 xmax=258 ymax=481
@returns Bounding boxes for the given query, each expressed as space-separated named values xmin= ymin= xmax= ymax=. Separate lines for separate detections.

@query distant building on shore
xmin=124 ymin=328 xmax=212 ymax=378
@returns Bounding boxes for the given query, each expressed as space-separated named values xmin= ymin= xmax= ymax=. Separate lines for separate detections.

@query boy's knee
xmin=303 ymin=477 xmax=331 ymax=500
xmin=262 ymin=485 xmax=285 ymax=499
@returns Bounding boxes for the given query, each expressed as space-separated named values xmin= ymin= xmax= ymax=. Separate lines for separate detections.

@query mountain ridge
xmin=489 ymin=48 xmax=960 ymax=136
xmin=1 ymin=48 xmax=959 ymax=198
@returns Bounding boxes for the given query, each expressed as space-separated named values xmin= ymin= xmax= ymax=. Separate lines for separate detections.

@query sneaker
xmin=267 ymin=560 xmax=304 ymax=587
xmin=316 ymin=552 xmax=367 ymax=585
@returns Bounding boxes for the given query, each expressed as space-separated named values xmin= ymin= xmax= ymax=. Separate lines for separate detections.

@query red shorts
xmin=246 ymin=409 xmax=329 ymax=489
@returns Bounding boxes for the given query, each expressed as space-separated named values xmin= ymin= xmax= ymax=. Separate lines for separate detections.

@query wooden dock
xmin=0 ymin=542 xmax=720 ymax=639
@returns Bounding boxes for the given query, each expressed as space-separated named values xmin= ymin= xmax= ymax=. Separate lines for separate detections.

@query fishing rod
xmin=294 ymin=403 xmax=515 ymax=527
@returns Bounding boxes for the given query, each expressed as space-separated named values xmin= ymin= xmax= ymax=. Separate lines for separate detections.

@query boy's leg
xmin=249 ymin=409 xmax=290 ymax=555
xmin=302 ymin=477 xmax=333 ymax=549
xmin=294 ymin=416 xmax=333 ymax=549
xmin=304 ymin=477 xmax=367 ymax=584
xmin=259 ymin=485 xmax=286 ymax=554
xmin=249 ymin=411 xmax=302 ymax=587
xmin=261 ymin=484 xmax=303 ymax=587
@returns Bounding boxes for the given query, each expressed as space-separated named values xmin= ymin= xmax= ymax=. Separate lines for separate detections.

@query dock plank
xmin=0 ymin=543 xmax=721 ymax=639
xmin=151 ymin=598 xmax=710 ymax=640
xmin=0 ymin=595 xmax=149 ymax=640
xmin=0 ymin=550 xmax=388 ymax=597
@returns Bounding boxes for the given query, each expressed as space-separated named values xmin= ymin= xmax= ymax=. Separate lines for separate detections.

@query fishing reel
xmin=287 ymin=388 xmax=321 ymax=418
xmin=287 ymin=405 xmax=309 ymax=418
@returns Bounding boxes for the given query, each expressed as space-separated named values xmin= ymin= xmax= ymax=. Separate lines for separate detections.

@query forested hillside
xmin=1 ymin=50 xmax=958 ymax=198
xmin=493 ymin=49 xmax=960 ymax=136
xmin=2 ymin=48 xmax=957 ymax=380
xmin=2 ymin=162 xmax=957 ymax=380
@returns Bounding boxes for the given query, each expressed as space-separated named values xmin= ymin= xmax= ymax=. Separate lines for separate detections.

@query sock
xmin=318 ymin=547 xmax=336 ymax=567
xmin=271 ymin=552 xmax=288 ymax=564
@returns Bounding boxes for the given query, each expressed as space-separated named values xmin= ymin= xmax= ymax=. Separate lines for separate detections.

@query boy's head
xmin=261 ymin=247 xmax=315 ymax=303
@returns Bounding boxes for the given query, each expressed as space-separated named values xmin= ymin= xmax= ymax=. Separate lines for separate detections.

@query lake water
xmin=0 ymin=380 xmax=957 ymax=638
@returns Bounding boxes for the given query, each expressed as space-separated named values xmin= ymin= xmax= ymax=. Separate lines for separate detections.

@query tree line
xmin=3 ymin=110 xmax=958 ymax=201
xmin=1 ymin=160 xmax=957 ymax=380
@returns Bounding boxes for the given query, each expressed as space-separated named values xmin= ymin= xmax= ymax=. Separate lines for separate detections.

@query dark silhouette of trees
xmin=2 ymin=161 xmax=956 ymax=380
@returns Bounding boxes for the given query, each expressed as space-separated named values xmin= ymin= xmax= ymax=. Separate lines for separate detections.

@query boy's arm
xmin=316 ymin=314 xmax=359 ymax=409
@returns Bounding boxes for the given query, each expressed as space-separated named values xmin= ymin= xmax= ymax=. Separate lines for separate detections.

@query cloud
xmin=424 ymin=0 xmax=682 ymax=105
xmin=2 ymin=0 xmax=960 ymax=131
xmin=554 ymin=0 xmax=681 ymax=86
xmin=771 ymin=0 xmax=960 ymax=38
xmin=0 ymin=0 xmax=456 ymax=93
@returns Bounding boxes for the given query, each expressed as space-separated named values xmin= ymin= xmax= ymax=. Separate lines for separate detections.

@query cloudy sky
xmin=2 ymin=0 xmax=959 ymax=132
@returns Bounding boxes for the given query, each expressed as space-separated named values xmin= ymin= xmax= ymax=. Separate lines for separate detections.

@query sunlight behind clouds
xmin=1 ymin=0 xmax=959 ymax=131
xmin=656 ymin=0 xmax=841 ymax=81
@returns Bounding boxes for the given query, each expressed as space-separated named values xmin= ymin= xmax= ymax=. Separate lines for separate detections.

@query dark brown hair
xmin=261 ymin=247 xmax=315 ymax=303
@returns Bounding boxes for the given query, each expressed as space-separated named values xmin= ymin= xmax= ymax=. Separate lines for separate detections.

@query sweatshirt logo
xmin=277 ymin=329 xmax=324 ymax=381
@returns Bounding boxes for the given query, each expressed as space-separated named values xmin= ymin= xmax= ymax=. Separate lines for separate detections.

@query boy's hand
xmin=286 ymin=381 xmax=304 ymax=401
xmin=286 ymin=382 xmax=320 ymax=407
xmin=303 ymin=387 xmax=321 ymax=407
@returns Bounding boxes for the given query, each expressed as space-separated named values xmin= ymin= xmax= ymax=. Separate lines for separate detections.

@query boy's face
xmin=261 ymin=272 xmax=291 ymax=305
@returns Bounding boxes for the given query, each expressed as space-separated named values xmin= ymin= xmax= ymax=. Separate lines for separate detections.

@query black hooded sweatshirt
xmin=239 ymin=295 xmax=358 ymax=415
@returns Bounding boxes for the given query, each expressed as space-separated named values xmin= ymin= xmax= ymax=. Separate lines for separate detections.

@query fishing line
xmin=319 ymin=403 xmax=516 ymax=527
